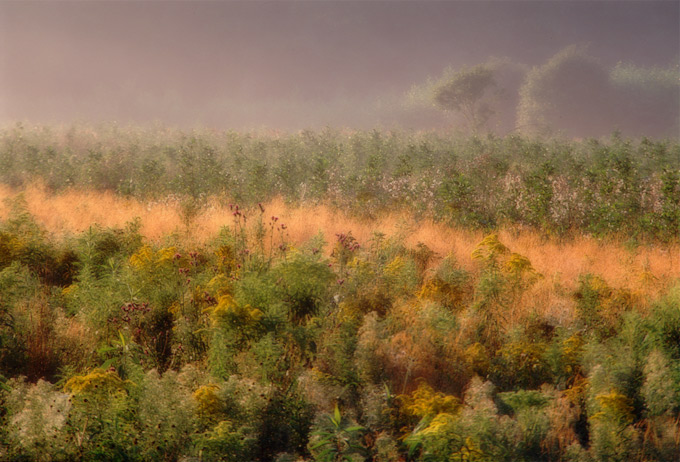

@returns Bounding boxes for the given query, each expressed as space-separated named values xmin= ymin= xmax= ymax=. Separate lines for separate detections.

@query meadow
xmin=0 ymin=124 xmax=679 ymax=461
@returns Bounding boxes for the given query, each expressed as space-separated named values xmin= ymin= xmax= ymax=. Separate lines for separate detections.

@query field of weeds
xmin=0 ymin=125 xmax=679 ymax=461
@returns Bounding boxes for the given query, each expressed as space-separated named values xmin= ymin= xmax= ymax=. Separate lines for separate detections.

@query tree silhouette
xmin=433 ymin=65 xmax=496 ymax=133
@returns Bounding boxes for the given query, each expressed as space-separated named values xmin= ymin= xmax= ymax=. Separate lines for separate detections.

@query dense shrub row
xmin=1 ymin=124 xmax=679 ymax=241
xmin=0 ymin=204 xmax=678 ymax=461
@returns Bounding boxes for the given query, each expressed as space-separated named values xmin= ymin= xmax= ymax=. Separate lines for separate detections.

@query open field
xmin=0 ymin=127 xmax=679 ymax=462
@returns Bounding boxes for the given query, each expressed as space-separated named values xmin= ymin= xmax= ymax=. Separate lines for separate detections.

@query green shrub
xmin=308 ymin=404 xmax=367 ymax=462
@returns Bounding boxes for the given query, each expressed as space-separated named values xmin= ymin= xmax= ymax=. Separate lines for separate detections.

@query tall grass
xmin=1 ymin=184 xmax=677 ymax=290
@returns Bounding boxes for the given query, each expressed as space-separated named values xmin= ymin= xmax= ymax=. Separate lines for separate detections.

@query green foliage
xmin=573 ymin=274 xmax=618 ymax=339
xmin=0 ymin=197 xmax=77 ymax=286
xmin=647 ymin=284 xmax=680 ymax=360
xmin=0 ymin=218 xmax=676 ymax=460
xmin=2 ymin=125 xmax=679 ymax=240
xmin=308 ymin=404 xmax=367 ymax=462
xmin=272 ymin=251 xmax=334 ymax=325
xmin=497 ymin=389 xmax=553 ymax=459
xmin=132 ymin=368 xmax=196 ymax=461
xmin=0 ymin=263 xmax=37 ymax=375
xmin=4 ymin=379 xmax=71 ymax=461
xmin=641 ymin=349 xmax=679 ymax=417
xmin=419 ymin=254 xmax=471 ymax=310
xmin=0 ymin=127 xmax=679 ymax=460
xmin=62 ymin=369 xmax=137 ymax=460
xmin=404 ymin=378 xmax=511 ymax=462
xmin=493 ymin=336 xmax=551 ymax=390
xmin=195 ymin=419 xmax=254 ymax=461
xmin=470 ymin=234 xmax=542 ymax=348
xmin=254 ymin=389 xmax=314 ymax=461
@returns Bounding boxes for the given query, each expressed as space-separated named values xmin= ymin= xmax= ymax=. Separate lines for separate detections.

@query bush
xmin=518 ymin=45 xmax=613 ymax=137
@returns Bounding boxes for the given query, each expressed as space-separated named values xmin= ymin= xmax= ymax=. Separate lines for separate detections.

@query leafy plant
xmin=308 ymin=404 xmax=367 ymax=462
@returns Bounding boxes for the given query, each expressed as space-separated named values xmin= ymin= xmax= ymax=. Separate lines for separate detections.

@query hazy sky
xmin=1 ymin=0 xmax=678 ymax=129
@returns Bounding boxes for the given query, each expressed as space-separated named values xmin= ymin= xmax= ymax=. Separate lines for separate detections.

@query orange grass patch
xmin=1 ymin=185 xmax=678 ymax=307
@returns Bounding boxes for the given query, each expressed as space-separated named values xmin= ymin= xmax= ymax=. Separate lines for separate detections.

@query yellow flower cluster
xmin=399 ymin=382 xmax=460 ymax=418
xmin=193 ymin=384 xmax=222 ymax=416
xmin=471 ymin=233 xmax=509 ymax=262
xmin=384 ymin=255 xmax=406 ymax=277
xmin=592 ymin=390 xmax=634 ymax=424
xmin=129 ymin=245 xmax=178 ymax=271
xmin=63 ymin=369 xmax=126 ymax=396
xmin=204 ymin=294 xmax=262 ymax=327
xmin=561 ymin=334 xmax=585 ymax=373
xmin=472 ymin=233 xmax=543 ymax=287
xmin=500 ymin=340 xmax=546 ymax=372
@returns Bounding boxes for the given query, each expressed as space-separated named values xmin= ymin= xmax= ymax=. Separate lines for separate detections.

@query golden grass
xmin=1 ymin=184 xmax=678 ymax=319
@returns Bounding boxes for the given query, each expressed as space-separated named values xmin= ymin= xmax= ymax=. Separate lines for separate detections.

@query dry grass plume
xmin=1 ymin=184 xmax=677 ymax=321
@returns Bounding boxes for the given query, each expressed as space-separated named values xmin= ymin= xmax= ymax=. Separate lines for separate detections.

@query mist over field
xmin=1 ymin=0 xmax=678 ymax=135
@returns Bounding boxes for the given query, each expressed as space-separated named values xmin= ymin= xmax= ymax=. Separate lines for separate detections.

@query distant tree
xmin=517 ymin=45 xmax=612 ymax=137
xmin=402 ymin=58 xmax=526 ymax=133
xmin=433 ymin=65 xmax=496 ymax=133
